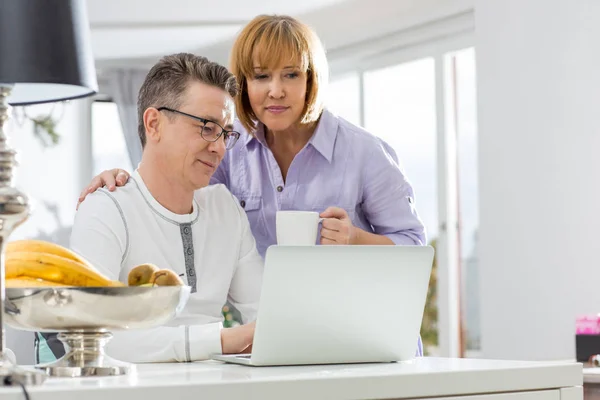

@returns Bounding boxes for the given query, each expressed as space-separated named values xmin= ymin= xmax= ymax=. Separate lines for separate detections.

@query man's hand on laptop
xmin=221 ymin=321 xmax=255 ymax=354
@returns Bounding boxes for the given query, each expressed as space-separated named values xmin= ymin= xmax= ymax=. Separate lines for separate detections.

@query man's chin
xmin=190 ymin=175 xmax=212 ymax=190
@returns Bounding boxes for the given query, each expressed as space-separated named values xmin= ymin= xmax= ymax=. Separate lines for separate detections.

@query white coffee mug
xmin=276 ymin=211 xmax=323 ymax=246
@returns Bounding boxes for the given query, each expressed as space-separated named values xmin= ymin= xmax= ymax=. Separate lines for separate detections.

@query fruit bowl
xmin=4 ymin=286 xmax=191 ymax=377
xmin=5 ymin=286 xmax=189 ymax=331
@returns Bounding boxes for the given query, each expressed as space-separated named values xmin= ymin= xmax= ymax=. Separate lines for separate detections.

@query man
xmin=38 ymin=53 xmax=262 ymax=363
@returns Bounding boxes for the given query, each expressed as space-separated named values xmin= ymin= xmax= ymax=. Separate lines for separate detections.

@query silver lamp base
xmin=36 ymin=331 xmax=134 ymax=377
xmin=0 ymin=84 xmax=48 ymax=386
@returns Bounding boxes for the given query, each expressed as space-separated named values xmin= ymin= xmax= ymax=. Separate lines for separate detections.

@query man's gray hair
xmin=137 ymin=53 xmax=239 ymax=147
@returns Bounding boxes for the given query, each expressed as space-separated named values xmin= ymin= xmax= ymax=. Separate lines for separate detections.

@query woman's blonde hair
xmin=230 ymin=15 xmax=329 ymax=134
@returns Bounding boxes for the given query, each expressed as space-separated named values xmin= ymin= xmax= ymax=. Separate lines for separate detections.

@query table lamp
xmin=0 ymin=0 xmax=98 ymax=385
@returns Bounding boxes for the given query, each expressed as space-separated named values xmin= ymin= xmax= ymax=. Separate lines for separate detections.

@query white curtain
xmin=103 ymin=68 xmax=148 ymax=167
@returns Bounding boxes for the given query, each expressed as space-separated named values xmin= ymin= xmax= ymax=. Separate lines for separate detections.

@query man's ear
xmin=143 ymin=107 xmax=162 ymax=144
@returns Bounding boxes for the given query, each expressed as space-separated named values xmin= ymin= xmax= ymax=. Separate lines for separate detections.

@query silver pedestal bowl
xmin=4 ymin=286 xmax=190 ymax=378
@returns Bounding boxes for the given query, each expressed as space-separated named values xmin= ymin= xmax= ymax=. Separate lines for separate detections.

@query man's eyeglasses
xmin=157 ymin=107 xmax=240 ymax=150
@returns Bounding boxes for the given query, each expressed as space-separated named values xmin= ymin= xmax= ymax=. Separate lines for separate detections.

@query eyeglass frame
xmin=156 ymin=106 xmax=241 ymax=150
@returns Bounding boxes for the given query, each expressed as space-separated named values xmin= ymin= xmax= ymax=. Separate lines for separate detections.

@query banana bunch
xmin=4 ymin=240 xmax=124 ymax=288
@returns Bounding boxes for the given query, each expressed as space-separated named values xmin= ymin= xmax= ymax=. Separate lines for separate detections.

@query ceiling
xmin=86 ymin=0 xmax=475 ymax=79
xmin=87 ymin=0 xmax=350 ymax=62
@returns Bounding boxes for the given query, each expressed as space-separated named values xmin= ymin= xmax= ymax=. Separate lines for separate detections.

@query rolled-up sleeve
xmin=361 ymin=139 xmax=426 ymax=245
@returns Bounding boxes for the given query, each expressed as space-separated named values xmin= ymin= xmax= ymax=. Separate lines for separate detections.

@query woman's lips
xmin=266 ymin=106 xmax=288 ymax=114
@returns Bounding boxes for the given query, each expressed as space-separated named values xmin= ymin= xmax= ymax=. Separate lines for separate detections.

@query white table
xmin=0 ymin=357 xmax=583 ymax=400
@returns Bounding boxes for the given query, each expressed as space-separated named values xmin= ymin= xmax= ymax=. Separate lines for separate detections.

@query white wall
xmin=476 ymin=0 xmax=600 ymax=360
xmin=4 ymin=98 xmax=93 ymax=364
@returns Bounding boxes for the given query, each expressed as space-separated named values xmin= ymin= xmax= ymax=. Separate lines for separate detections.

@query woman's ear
xmin=143 ymin=107 xmax=162 ymax=144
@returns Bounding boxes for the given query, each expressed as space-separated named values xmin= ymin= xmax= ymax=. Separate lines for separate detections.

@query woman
xmin=79 ymin=15 xmax=427 ymax=354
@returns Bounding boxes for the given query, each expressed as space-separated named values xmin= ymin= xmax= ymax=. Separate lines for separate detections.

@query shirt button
xmin=187 ymin=248 xmax=193 ymax=255
xmin=277 ymin=186 xmax=283 ymax=192
xmin=183 ymin=227 xmax=190 ymax=234
xmin=240 ymin=200 xmax=246 ymax=208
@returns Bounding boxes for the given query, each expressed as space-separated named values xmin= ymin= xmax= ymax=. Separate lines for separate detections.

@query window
xmin=327 ymin=73 xmax=361 ymax=126
xmin=328 ymin=31 xmax=477 ymax=356
xmin=363 ymin=58 xmax=439 ymax=353
xmin=91 ymin=101 xmax=134 ymax=176
xmin=9 ymin=101 xmax=88 ymax=246
xmin=363 ymin=58 xmax=438 ymax=242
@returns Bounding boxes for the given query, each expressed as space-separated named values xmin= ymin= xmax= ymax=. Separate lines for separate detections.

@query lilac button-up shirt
xmin=211 ymin=109 xmax=426 ymax=256
xmin=210 ymin=109 xmax=427 ymax=356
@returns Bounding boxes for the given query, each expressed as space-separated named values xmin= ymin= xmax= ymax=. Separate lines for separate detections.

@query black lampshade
xmin=0 ymin=0 xmax=98 ymax=105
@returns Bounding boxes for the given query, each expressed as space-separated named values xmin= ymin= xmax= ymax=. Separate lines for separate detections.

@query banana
xmin=5 ymin=277 xmax=70 ymax=288
xmin=6 ymin=240 xmax=92 ymax=268
xmin=5 ymin=251 xmax=124 ymax=287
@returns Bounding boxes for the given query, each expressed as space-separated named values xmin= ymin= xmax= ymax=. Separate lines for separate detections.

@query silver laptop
xmin=211 ymin=245 xmax=434 ymax=366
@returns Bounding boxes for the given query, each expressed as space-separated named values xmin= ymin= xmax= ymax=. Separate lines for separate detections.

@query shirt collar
xmin=241 ymin=109 xmax=339 ymax=163
xmin=307 ymin=109 xmax=338 ymax=163
xmin=242 ymin=122 xmax=267 ymax=146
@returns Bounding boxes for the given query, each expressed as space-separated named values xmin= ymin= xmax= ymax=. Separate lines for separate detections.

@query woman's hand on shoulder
xmin=77 ymin=168 xmax=131 ymax=209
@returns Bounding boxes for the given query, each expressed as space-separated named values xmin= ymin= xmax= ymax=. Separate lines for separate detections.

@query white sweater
xmin=70 ymin=170 xmax=263 ymax=362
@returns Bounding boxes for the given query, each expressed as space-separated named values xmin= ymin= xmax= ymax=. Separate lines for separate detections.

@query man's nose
xmin=208 ymin=136 xmax=226 ymax=155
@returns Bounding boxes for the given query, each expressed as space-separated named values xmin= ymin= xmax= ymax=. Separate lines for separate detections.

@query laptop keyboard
xmin=236 ymin=355 xmax=252 ymax=358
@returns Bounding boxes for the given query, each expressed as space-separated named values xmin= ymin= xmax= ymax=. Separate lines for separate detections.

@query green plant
xmin=420 ymin=238 xmax=438 ymax=354
xmin=222 ymin=305 xmax=240 ymax=328
xmin=13 ymin=102 xmax=64 ymax=148
xmin=30 ymin=114 xmax=60 ymax=146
